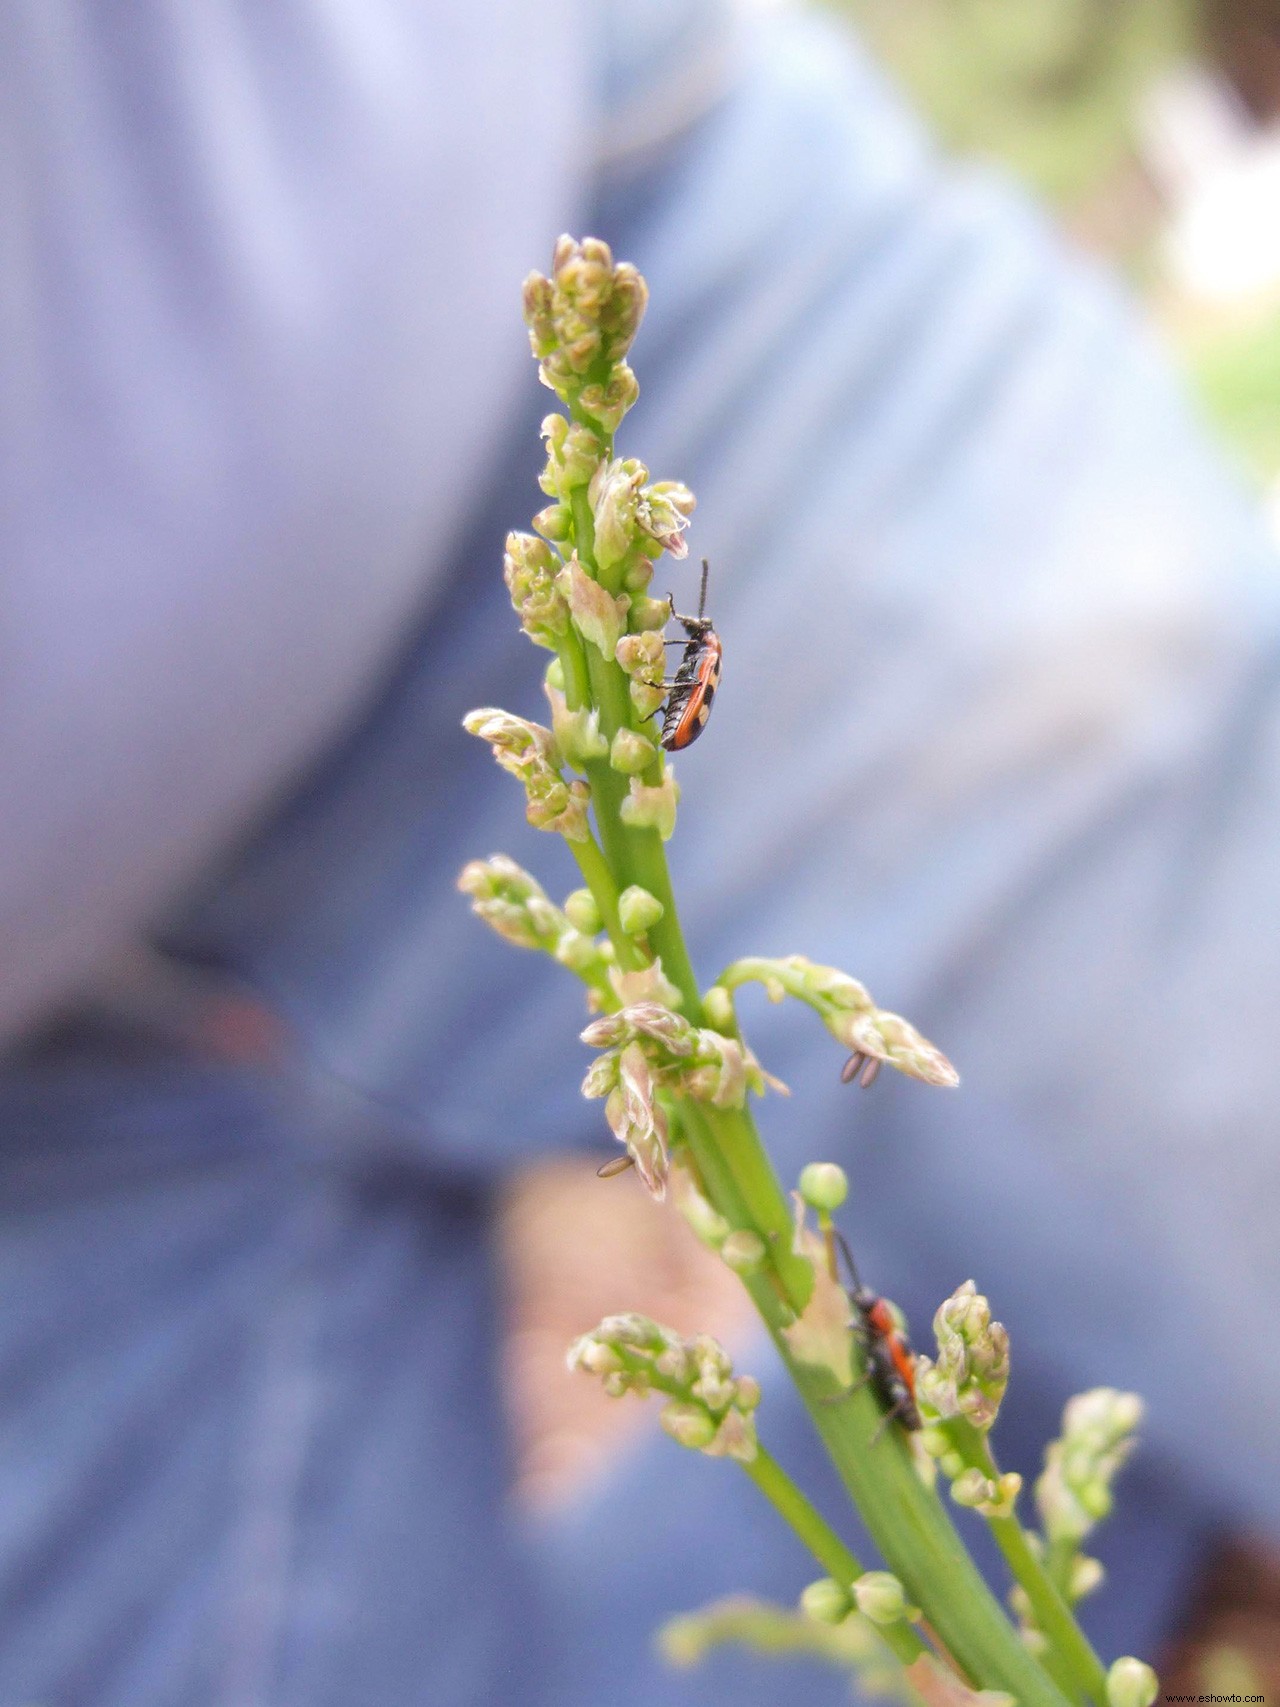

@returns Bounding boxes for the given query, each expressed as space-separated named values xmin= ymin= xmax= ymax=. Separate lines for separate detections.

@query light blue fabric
xmin=4 ymin=3 xmax=1279 ymax=1702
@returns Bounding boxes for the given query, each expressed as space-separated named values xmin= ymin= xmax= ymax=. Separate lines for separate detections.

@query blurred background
xmin=500 ymin=0 xmax=1280 ymax=1688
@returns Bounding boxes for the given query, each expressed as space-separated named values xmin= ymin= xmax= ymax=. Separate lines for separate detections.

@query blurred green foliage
xmin=828 ymin=0 xmax=1194 ymax=207
xmin=826 ymin=0 xmax=1280 ymax=481
xmin=1185 ymin=307 xmax=1280 ymax=478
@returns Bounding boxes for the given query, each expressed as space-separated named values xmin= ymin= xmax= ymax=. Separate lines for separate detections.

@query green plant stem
xmin=590 ymin=858 xmax=1072 ymax=1705
xmin=556 ymin=401 xmax=1079 ymax=1707
xmin=956 ymin=1424 xmax=1109 ymax=1705
xmin=569 ymin=834 xmax=644 ymax=970
xmin=742 ymin=1446 xmax=924 ymax=1668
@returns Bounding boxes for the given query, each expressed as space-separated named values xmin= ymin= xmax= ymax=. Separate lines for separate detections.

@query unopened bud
xmin=733 ymin=1375 xmax=762 ymax=1412
xmin=660 ymin=1401 xmax=718 ymax=1451
xmin=700 ymin=985 xmax=736 ymax=1033
xmin=853 ymin=1572 xmax=910 ymax=1625
xmin=951 ymin=1469 xmax=997 ymax=1509
xmin=558 ymin=555 xmax=629 ymax=661
xmin=620 ymin=770 xmax=679 ymax=840
xmin=798 ymin=1163 xmax=848 ymax=1212
xmin=564 ymin=889 xmax=601 ymax=935
xmin=532 ymin=502 xmax=572 ymax=542
xmin=1107 ymin=1659 xmax=1158 ymax=1707
xmin=547 ymin=690 xmax=608 ymax=767
xmin=1070 ymin=1555 xmax=1105 ymax=1602
xmin=577 ymin=1341 xmax=622 ymax=1376
xmin=800 ymin=1578 xmax=851 ymax=1625
xmin=720 ymin=1230 xmax=766 ymax=1274
xmin=618 ymin=885 xmax=664 ymax=935
xmin=609 ymin=728 xmax=657 ymax=775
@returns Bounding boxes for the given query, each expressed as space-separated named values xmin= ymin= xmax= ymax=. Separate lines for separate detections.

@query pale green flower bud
xmin=521 ymin=271 xmax=556 ymax=355
xmin=554 ymin=929 xmax=609 ymax=984
xmin=853 ymin=1572 xmax=910 ymax=1626
xmin=609 ymin=728 xmax=657 ymax=775
xmin=654 ymin=1343 xmax=692 ymax=1386
xmin=798 ymin=1163 xmax=848 ymax=1212
xmin=951 ymin=1468 xmax=998 ymax=1509
xmin=525 ymin=776 xmax=591 ymax=842
xmin=733 ymin=1375 xmax=762 ymax=1412
xmin=532 ymin=502 xmax=573 ymax=542
xmin=800 ymin=1579 xmax=851 ymax=1625
xmin=608 ymin=959 xmax=683 ymax=1009
xmin=700 ymin=985 xmax=736 ymax=1033
xmin=615 ymin=629 xmax=664 ymax=678
xmin=577 ymin=364 xmax=639 ymax=433
xmin=720 ymin=1230 xmax=766 ymax=1274
xmin=610 ymin=1312 xmax=666 ymax=1350
xmin=462 ymin=707 xmax=555 ymax=778
xmin=544 ymin=683 xmax=608 ymax=768
xmin=660 ymin=1400 xmax=718 ymax=1450
xmin=1070 ymin=1555 xmax=1105 ymax=1603
xmin=503 ymin=531 xmax=569 ymax=650
xmin=705 ymin=1406 xmax=758 ymax=1464
xmin=692 ymin=1365 xmax=736 ymax=1414
xmin=1107 ymin=1659 xmax=1158 ymax=1707
xmin=576 ymin=1340 xmax=623 ymax=1376
xmin=621 ymin=770 xmax=680 ymax=840
xmin=627 ymin=593 xmax=670 ymax=631
xmin=563 ymin=888 xmax=601 ymax=935
xmin=538 ymin=414 xmax=601 ymax=496
xmin=599 ymin=261 xmax=647 ymax=360
xmin=557 ymin=553 xmax=629 ymax=661
xmin=623 ymin=561 xmax=657 ymax=595
xmin=614 ymin=629 xmax=666 ymax=717
xmin=618 ymin=885 xmax=664 ymax=935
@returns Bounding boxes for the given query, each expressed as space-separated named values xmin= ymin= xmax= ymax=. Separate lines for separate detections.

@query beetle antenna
xmin=698 ymin=558 xmax=709 ymax=619
xmin=833 ymin=1229 xmax=866 ymax=1296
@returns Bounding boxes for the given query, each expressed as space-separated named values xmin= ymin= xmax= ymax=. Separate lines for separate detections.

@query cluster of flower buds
xmin=948 ymin=1466 xmax=1024 ymax=1522
xmin=568 ymin=1314 xmax=761 ymax=1464
xmin=915 ymin=1282 xmax=1011 ymax=1433
xmin=580 ymin=1001 xmax=783 ymax=1197
xmin=715 ymin=956 xmax=959 ymax=1089
xmin=522 ymin=236 xmax=647 ymax=426
xmin=615 ymin=630 xmax=667 ymax=719
xmin=462 ymin=707 xmax=591 ymax=841
xmin=456 ymin=857 xmax=612 ymax=992
xmin=503 ymin=532 xmax=570 ymax=652
xmin=660 ymin=1592 xmax=892 ymax=1685
xmin=1035 ymin=1389 xmax=1143 ymax=1549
